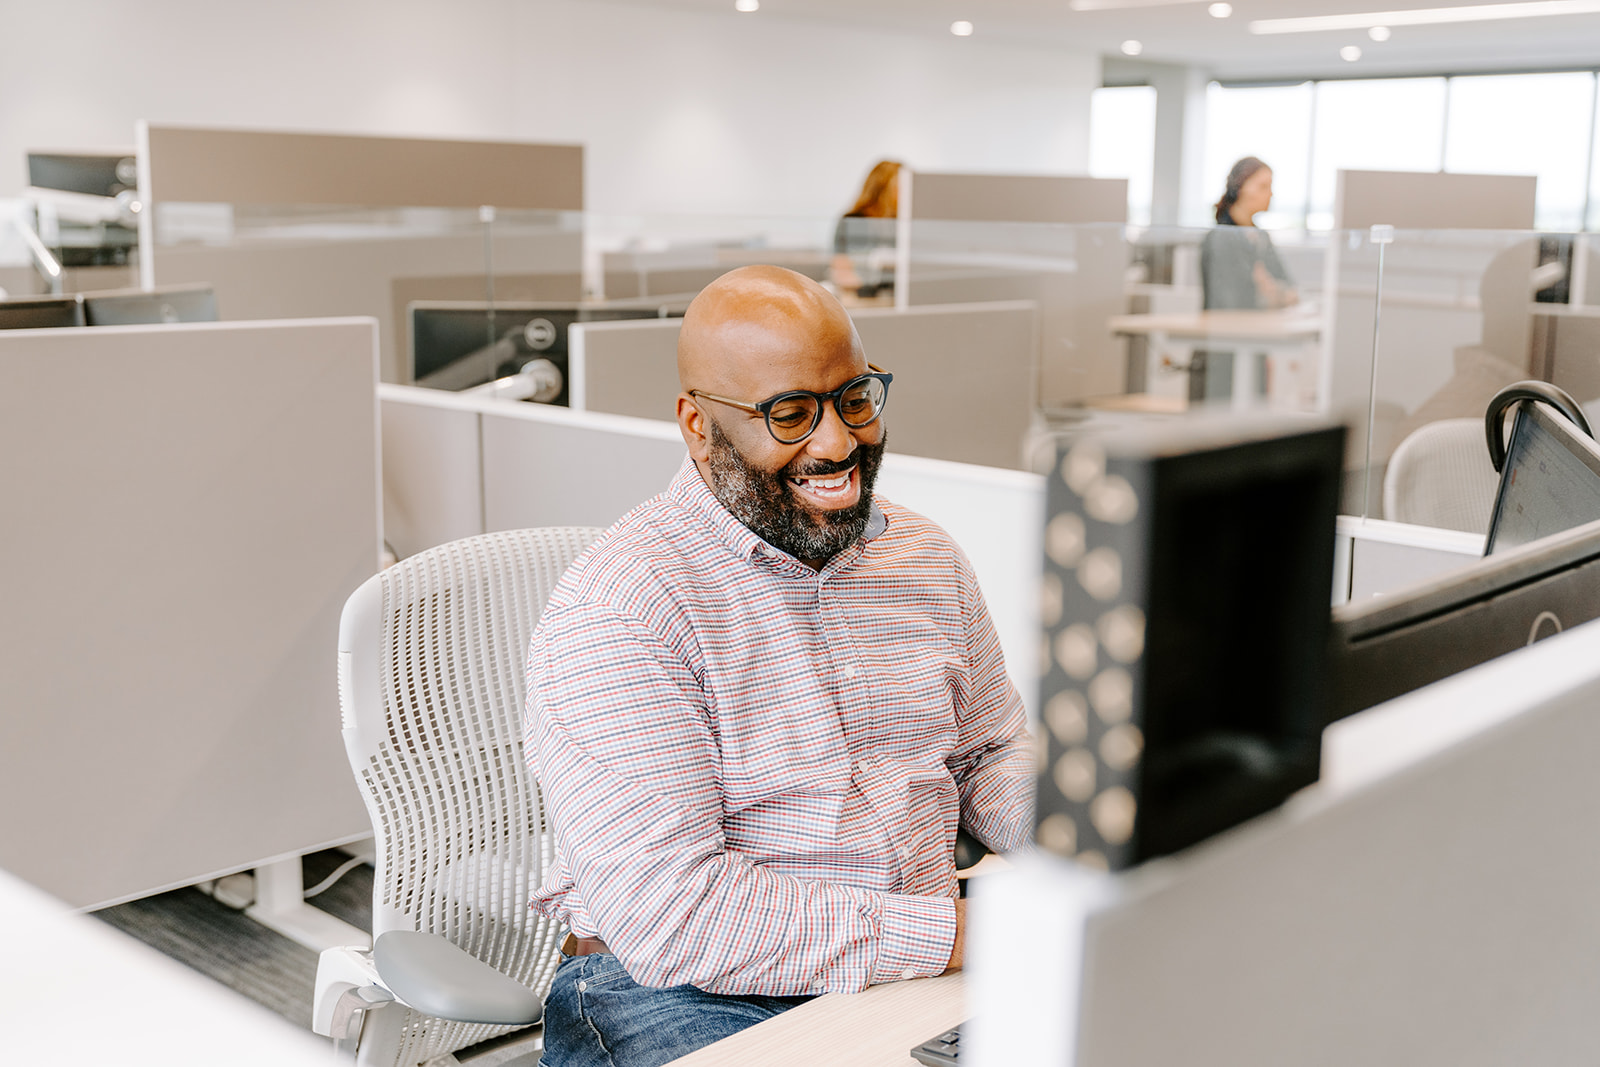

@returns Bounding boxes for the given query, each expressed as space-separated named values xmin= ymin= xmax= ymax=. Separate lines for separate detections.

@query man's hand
xmin=944 ymin=897 xmax=966 ymax=973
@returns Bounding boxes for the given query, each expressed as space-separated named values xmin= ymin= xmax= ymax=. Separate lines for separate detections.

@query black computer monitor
xmin=27 ymin=152 xmax=138 ymax=199
xmin=409 ymin=300 xmax=680 ymax=401
xmin=1484 ymin=400 xmax=1600 ymax=556
xmin=0 ymin=295 xmax=86 ymax=330
xmin=1329 ymin=513 xmax=1600 ymax=723
xmin=82 ymin=286 xmax=219 ymax=326
xmin=1035 ymin=415 xmax=1345 ymax=869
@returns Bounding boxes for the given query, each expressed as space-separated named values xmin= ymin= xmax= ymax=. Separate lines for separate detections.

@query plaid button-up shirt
xmin=526 ymin=458 xmax=1032 ymax=996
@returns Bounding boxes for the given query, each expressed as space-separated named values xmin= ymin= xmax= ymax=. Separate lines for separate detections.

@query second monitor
xmin=82 ymin=285 xmax=219 ymax=326
xmin=409 ymin=299 xmax=686 ymax=402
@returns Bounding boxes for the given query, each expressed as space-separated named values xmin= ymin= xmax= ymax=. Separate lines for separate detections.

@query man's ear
xmin=677 ymin=393 xmax=712 ymax=461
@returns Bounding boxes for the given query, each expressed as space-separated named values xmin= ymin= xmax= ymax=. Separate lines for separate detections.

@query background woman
xmin=832 ymin=159 xmax=902 ymax=298
xmin=1202 ymin=156 xmax=1297 ymax=310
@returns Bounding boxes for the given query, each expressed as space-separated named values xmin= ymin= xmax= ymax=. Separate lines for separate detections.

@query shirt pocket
xmin=852 ymin=609 xmax=965 ymax=757
xmin=715 ymin=688 xmax=852 ymax=816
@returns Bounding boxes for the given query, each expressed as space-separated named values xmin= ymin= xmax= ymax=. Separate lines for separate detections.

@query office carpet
xmin=91 ymin=851 xmax=543 ymax=1065
xmin=92 ymin=848 xmax=372 ymax=1029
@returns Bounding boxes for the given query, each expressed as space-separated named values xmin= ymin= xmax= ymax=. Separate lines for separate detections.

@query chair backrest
xmin=337 ymin=526 xmax=601 ymax=1066
xmin=1382 ymin=417 xmax=1500 ymax=534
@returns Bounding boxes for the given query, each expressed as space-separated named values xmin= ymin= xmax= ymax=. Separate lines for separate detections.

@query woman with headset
xmin=1202 ymin=156 xmax=1298 ymax=310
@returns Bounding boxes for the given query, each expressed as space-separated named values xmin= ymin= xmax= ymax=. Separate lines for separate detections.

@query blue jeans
xmin=539 ymin=951 xmax=812 ymax=1067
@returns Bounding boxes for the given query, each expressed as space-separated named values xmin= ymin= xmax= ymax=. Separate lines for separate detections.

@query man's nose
xmin=805 ymin=401 xmax=856 ymax=461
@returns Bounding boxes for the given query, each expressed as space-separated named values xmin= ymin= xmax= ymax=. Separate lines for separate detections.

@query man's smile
xmin=788 ymin=463 xmax=860 ymax=509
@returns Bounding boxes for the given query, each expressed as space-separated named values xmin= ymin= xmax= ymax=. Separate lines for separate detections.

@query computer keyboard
xmin=910 ymin=1022 xmax=965 ymax=1066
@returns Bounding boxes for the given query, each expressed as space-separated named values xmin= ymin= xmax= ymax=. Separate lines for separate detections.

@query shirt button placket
xmin=818 ymin=577 xmax=863 ymax=723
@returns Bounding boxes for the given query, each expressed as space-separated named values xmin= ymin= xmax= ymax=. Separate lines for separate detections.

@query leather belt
xmin=561 ymin=932 xmax=613 ymax=957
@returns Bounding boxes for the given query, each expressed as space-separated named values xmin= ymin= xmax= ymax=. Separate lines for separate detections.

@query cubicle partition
xmin=121 ymin=132 xmax=1592 ymax=539
xmin=137 ymin=125 xmax=587 ymax=384
xmin=0 ymin=318 xmax=380 ymax=911
xmin=379 ymin=384 xmax=685 ymax=561
xmin=570 ymin=300 xmax=1040 ymax=471
xmin=1323 ymin=169 xmax=1542 ymax=516
xmin=896 ymin=171 xmax=1129 ymax=409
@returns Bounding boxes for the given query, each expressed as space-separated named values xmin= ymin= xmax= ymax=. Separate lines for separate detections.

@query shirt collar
xmin=667 ymin=455 xmax=887 ymax=567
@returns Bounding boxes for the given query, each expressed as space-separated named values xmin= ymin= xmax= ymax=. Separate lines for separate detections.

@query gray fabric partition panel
xmin=1336 ymin=169 xmax=1537 ymax=231
xmin=0 ymin=319 xmax=380 ymax=908
xmin=142 ymin=126 xmax=583 ymax=211
xmin=572 ymin=301 xmax=1039 ymax=471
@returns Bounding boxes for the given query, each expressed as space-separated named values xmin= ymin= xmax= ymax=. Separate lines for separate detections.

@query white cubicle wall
xmin=379 ymin=385 xmax=685 ymax=560
xmin=0 ymin=319 xmax=379 ymax=909
xmin=1331 ymin=515 xmax=1485 ymax=605
xmin=972 ymin=614 xmax=1600 ymax=1066
xmin=569 ymin=300 xmax=1041 ymax=471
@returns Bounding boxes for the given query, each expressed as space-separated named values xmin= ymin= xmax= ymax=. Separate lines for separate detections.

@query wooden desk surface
xmin=666 ymin=973 xmax=965 ymax=1067
xmin=1108 ymin=308 xmax=1322 ymax=341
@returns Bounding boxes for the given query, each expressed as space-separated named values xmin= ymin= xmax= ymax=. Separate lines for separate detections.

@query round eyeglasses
xmin=688 ymin=366 xmax=893 ymax=444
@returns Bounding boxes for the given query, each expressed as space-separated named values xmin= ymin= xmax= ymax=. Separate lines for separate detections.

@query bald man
xmin=526 ymin=266 xmax=1032 ymax=1067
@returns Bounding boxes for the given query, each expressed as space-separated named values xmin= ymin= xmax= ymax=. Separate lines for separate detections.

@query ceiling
xmin=609 ymin=0 xmax=1600 ymax=82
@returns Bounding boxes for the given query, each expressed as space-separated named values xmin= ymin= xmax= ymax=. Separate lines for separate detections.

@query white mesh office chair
xmin=313 ymin=527 xmax=602 ymax=1066
xmin=1382 ymin=418 xmax=1501 ymax=534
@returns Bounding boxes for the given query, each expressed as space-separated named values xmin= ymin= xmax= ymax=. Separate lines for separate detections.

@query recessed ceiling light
xmin=1072 ymin=0 xmax=1209 ymax=8
xmin=735 ymin=0 xmax=758 ymax=11
xmin=951 ymin=19 xmax=975 ymax=35
xmin=1209 ymin=2 xmax=1233 ymax=16
xmin=1340 ymin=44 xmax=1363 ymax=60
xmin=1252 ymin=0 xmax=1600 ymax=35
xmin=1368 ymin=24 xmax=1392 ymax=39
xmin=1121 ymin=39 xmax=1144 ymax=55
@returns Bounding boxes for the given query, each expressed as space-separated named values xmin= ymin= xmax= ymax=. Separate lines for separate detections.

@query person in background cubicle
xmin=1201 ymin=156 xmax=1298 ymax=312
xmin=1192 ymin=156 xmax=1299 ymax=402
xmin=525 ymin=265 xmax=1033 ymax=1067
xmin=831 ymin=159 xmax=902 ymax=300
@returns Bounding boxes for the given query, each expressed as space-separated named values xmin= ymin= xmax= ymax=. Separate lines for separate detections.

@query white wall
xmin=0 ymin=0 xmax=1096 ymax=219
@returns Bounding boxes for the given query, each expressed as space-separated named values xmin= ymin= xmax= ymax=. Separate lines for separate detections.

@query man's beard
xmin=703 ymin=420 xmax=886 ymax=562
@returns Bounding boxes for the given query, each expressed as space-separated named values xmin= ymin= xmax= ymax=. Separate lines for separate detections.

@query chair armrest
xmin=313 ymin=944 xmax=383 ymax=1036
xmin=373 ymin=930 xmax=543 ymax=1026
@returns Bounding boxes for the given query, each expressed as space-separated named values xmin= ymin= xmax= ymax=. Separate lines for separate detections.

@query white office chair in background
xmin=314 ymin=526 xmax=602 ymax=1066
xmin=1382 ymin=418 xmax=1501 ymax=534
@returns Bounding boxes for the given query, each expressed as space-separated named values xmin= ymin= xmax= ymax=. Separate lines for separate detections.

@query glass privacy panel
xmin=1361 ymin=228 xmax=1600 ymax=529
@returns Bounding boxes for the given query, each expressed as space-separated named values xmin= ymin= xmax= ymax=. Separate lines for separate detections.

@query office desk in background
xmin=666 ymin=973 xmax=964 ymax=1067
xmin=1109 ymin=308 xmax=1322 ymax=409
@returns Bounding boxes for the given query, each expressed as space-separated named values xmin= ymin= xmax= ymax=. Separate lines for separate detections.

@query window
xmin=1206 ymin=69 xmax=1600 ymax=232
xmin=1204 ymin=82 xmax=1314 ymax=228
xmin=1090 ymin=85 xmax=1157 ymax=225
xmin=1445 ymin=71 xmax=1596 ymax=232
xmin=1307 ymin=77 xmax=1447 ymax=230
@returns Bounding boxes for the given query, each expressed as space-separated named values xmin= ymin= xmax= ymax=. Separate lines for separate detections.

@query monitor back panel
xmin=82 ymin=286 xmax=218 ymax=326
xmin=410 ymin=302 xmax=666 ymax=400
xmin=1330 ymin=516 xmax=1600 ymax=721
xmin=0 ymin=296 xmax=86 ymax=329
xmin=1036 ymin=418 xmax=1345 ymax=869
